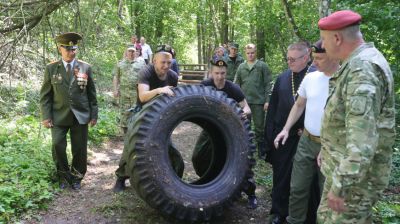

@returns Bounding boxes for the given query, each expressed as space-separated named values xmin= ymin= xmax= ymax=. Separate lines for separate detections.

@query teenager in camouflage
xmin=317 ymin=10 xmax=395 ymax=223
xmin=113 ymin=44 xmax=145 ymax=134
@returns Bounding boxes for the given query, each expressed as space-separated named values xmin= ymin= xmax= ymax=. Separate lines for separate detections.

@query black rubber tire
xmin=125 ymin=85 xmax=256 ymax=222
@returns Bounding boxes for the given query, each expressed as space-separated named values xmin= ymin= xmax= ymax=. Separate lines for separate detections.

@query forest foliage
xmin=0 ymin=0 xmax=399 ymax=222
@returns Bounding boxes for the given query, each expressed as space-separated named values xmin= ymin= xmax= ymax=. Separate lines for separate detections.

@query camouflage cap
xmin=56 ymin=32 xmax=82 ymax=49
xmin=229 ymin=42 xmax=239 ymax=49
xmin=127 ymin=44 xmax=136 ymax=51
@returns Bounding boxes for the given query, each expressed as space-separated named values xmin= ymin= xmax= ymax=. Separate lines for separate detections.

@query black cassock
xmin=264 ymin=65 xmax=320 ymax=223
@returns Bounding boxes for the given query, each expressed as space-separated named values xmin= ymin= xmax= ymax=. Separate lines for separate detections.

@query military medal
xmin=76 ymin=72 xmax=88 ymax=90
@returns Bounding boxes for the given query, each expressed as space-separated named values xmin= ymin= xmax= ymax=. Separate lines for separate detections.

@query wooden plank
xmin=178 ymin=79 xmax=202 ymax=84
xmin=180 ymin=70 xmax=206 ymax=75
xmin=179 ymin=64 xmax=208 ymax=71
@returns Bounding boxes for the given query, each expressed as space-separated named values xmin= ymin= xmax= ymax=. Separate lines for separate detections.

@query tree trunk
xmin=133 ymin=0 xmax=141 ymax=38
xmin=229 ymin=2 xmax=234 ymax=42
xmin=221 ymin=0 xmax=229 ymax=45
xmin=280 ymin=0 xmax=302 ymax=40
xmin=196 ymin=13 xmax=202 ymax=64
xmin=209 ymin=2 xmax=220 ymax=46
xmin=255 ymin=0 xmax=265 ymax=60
xmin=319 ymin=0 xmax=331 ymax=18
xmin=118 ymin=0 xmax=124 ymax=20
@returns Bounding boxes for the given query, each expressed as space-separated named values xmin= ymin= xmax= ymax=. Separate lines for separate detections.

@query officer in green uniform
xmin=40 ymin=32 xmax=98 ymax=190
xmin=223 ymin=42 xmax=244 ymax=81
xmin=113 ymin=45 xmax=145 ymax=134
xmin=235 ymin=43 xmax=272 ymax=159
xmin=317 ymin=10 xmax=395 ymax=223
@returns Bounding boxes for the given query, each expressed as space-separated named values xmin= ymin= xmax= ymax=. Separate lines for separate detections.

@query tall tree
xmin=221 ymin=0 xmax=229 ymax=44
xmin=280 ymin=0 xmax=302 ymax=40
xmin=319 ymin=0 xmax=331 ymax=18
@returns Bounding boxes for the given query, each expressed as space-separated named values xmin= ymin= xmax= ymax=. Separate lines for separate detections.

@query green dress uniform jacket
xmin=40 ymin=59 xmax=98 ymax=183
xmin=224 ymin=55 xmax=244 ymax=81
xmin=234 ymin=60 xmax=272 ymax=104
xmin=318 ymin=43 xmax=395 ymax=222
xmin=40 ymin=59 xmax=98 ymax=125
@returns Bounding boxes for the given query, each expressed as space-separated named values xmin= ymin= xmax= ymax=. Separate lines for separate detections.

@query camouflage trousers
xmin=317 ymin=172 xmax=381 ymax=223
xmin=118 ymin=96 xmax=135 ymax=128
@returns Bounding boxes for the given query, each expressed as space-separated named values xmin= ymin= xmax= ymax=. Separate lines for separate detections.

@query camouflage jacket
xmin=320 ymin=43 xmax=395 ymax=197
xmin=223 ymin=55 xmax=244 ymax=81
xmin=234 ymin=60 xmax=272 ymax=104
xmin=113 ymin=58 xmax=145 ymax=100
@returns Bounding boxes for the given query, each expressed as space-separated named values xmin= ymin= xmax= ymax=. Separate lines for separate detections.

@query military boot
xmin=247 ymin=195 xmax=258 ymax=209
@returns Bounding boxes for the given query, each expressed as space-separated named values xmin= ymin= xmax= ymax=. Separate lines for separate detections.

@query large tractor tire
xmin=125 ymin=85 xmax=256 ymax=222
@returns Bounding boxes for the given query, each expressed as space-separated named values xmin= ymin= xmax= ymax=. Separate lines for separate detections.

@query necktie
xmin=66 ymin=63 xmax=72 ymax=80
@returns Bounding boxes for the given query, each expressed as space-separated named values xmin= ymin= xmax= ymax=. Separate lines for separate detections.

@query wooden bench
xmin=178 ymin=64 xmax=208 ymax=84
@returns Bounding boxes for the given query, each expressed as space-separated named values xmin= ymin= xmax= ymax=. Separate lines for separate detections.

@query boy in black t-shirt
xmin=194 ymin=60 xmax=257 ymax=209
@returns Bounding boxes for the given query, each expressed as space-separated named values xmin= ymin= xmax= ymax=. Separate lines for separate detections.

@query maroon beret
xmin=318 ymin=10 xmax=362 ymax=30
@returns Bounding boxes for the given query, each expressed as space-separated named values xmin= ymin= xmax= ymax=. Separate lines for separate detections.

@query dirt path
xmin=23 ymin=122 xmax=272 ymax=224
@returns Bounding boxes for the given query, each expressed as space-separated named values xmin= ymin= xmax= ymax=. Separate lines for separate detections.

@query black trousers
xmin=51 ymin=117 xmax=88 ymax=183
xmin=192 ymin=130 xmax=256 ymax=197
xmin=270 ymin=134 xmax=300 ymax=218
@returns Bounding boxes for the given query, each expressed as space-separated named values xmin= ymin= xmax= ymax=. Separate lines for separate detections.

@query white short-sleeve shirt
xmin=297 ymin=71 xmax=330 ymax=136
xmin=141 ymin=43 xmax=153 ymax=61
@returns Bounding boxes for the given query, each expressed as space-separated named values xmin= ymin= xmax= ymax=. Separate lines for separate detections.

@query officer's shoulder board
xmin=76 ymin=59 xmax=91 ymax=66
xmin=47 ymin=60 xmax=59 ymax=65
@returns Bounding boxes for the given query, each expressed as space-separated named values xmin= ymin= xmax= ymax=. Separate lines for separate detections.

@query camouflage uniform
xmin=224 ymin=54 xmax=244 ymax=81
xmin=113 ymin=58 xmax=145 ymax=128
xmin=318 ymin=43 xmax=395 ymax=223
xmin=235 ymin=60 xmax=272 ymax=158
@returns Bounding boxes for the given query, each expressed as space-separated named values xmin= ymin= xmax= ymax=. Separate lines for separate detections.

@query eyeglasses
xmin=287 ymin=54 xmax=307 ymax=63
xmin=61 ymin=45 xmax=78 ymax=51
xmin=156 ymin=44 xmax=172 ymax=53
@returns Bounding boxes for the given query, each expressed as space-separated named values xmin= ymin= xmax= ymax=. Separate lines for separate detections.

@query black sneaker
xmin=71 ymin=181 xmax=81 ymax=190
xmin=247 ymin=195 xmax=258 ymax=209
xmin=113 ymin=178 xmax=126 ymax=193
xmin=59 ymin=182 xmax=68 ymax=190
xmin=271 ymin=215 xmax=286 ymax=224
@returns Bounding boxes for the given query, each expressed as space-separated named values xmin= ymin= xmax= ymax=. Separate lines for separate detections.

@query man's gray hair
xmin=287 ymin=42 xmax=309 ymax=55
xmin=341 ymin=25 xmax=363 ymax=41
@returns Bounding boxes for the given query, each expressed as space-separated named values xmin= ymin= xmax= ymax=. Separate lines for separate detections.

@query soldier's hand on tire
xmin=42 ymin=119 xmax=53 ymax=128
xmin=158 ymin=86 xmax=175 ymax=96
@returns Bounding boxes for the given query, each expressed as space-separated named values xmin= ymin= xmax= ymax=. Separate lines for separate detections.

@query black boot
xmin=113 ymin=177 xmax=127 ymax=192
xmin=271 ymin=215 xmax=287 ymax=224
xmin=247 ymin=195 xmax=258 ymax=209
